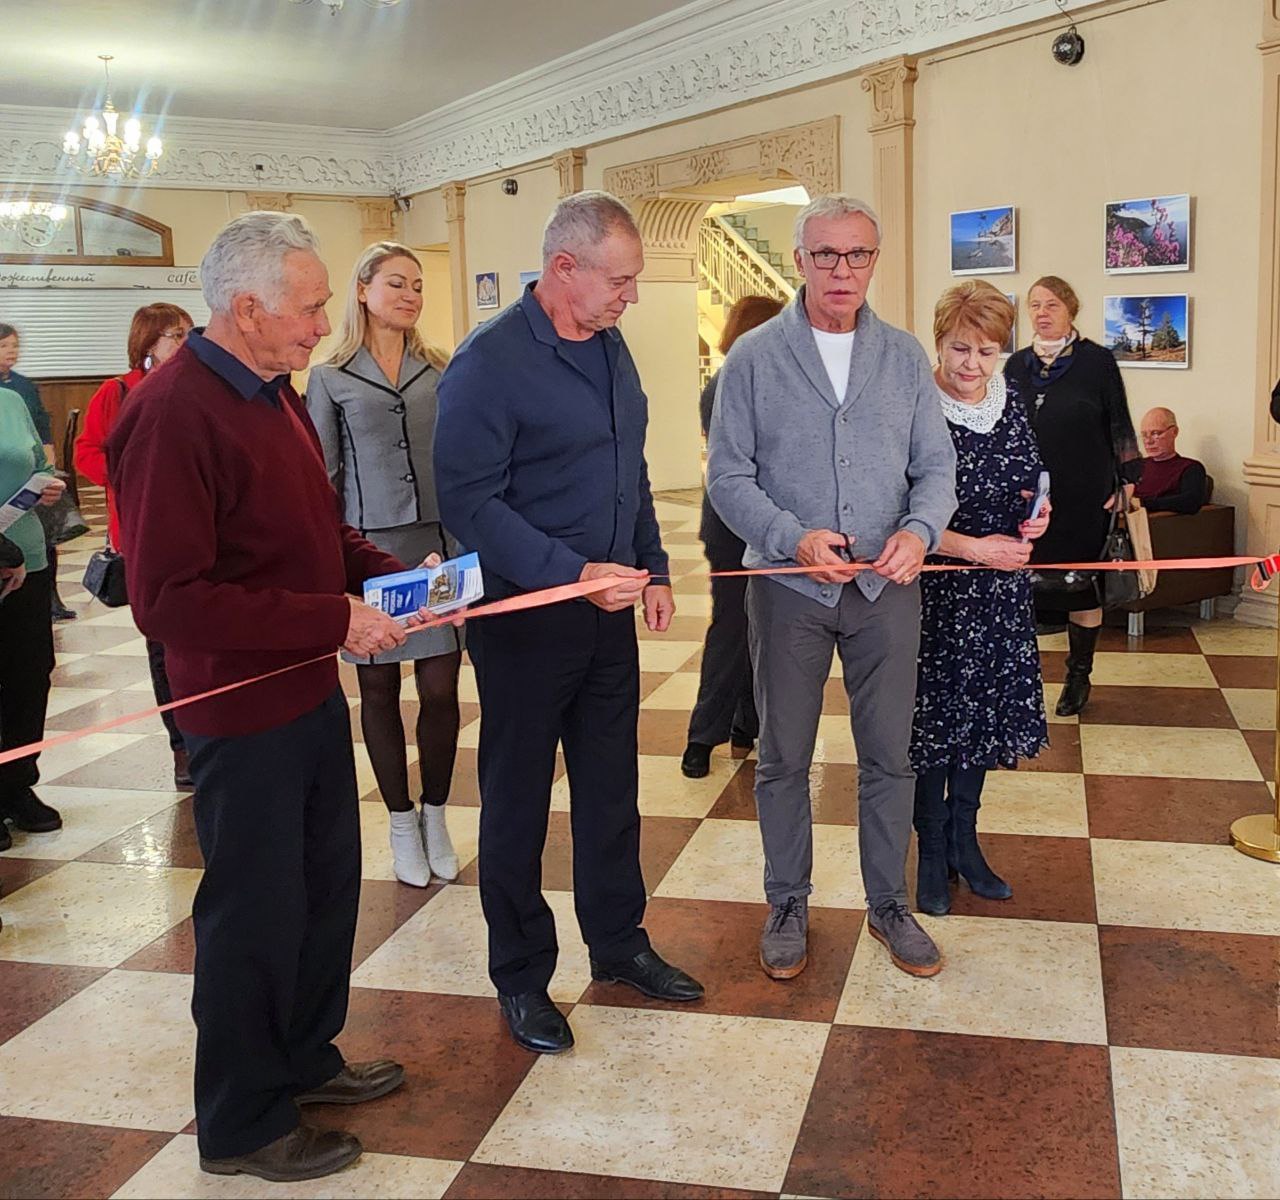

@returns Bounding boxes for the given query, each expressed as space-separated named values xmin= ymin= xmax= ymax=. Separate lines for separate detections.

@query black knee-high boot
xmin=913 ymin=768 xmax=952 ymax=915
xmin=945 ymin=765 xmax=1012 ymax=900
xmin=1056 ymin=621 xmax=1100 ymax=717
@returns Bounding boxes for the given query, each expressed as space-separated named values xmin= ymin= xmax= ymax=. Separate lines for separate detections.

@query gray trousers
xmin=747 ymin=576 xmax=921 ymax=909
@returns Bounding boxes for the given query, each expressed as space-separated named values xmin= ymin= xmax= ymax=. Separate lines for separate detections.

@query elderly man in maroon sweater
xmin=109 ymin=212 xmax=414 ymax=1184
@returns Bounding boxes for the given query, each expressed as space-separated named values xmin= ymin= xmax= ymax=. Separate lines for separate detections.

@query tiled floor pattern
xmin=0 ymin=488 xmax=1278 ymax=1199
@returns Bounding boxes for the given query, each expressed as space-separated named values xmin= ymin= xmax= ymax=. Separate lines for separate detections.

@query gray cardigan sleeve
xmin=705 ymin=348 xmax=807 ymax=562
xmin=304 ymin=368 xmax=342 ymax=490
xmin=898 ymin=352 xmax=958 ymax=553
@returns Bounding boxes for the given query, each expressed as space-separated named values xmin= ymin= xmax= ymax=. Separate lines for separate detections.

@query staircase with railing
xmin=697 ymin=215 xmax=797 ymax=387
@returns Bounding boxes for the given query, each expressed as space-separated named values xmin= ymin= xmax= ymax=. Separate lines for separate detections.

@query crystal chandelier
xmin=0 ymin=201 xmax=70 ymax=249
xmin=62 ymin=56 xmax=163 ymax=179
xmin=288 ymin=0 xmax=402 ymax=14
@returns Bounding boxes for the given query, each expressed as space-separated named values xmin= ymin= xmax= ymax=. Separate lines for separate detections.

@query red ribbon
xmin=0 ymin=554 xmax=1270 ymax=769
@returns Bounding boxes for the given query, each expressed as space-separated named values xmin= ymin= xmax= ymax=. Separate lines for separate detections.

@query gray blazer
xmin=706 ymin=293 xmax=957 ymax=606
xmin=306 ymin=347 xmax=442 ymax=532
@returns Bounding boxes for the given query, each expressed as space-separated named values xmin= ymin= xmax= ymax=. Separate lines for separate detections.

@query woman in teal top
xmin=0 ymin=384 xmax=67 ymax=850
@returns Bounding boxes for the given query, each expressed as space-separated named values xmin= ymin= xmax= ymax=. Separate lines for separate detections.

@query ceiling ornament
xmin=62 ymin=56 xmax=162 ymax=179
xmin=287 ymin=0 xmax=402 ymax=14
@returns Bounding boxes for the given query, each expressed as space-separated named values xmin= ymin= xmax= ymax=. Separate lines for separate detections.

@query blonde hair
xmin=325 ymin=241 xmax=449 ymax=370
xmin=933 ymin=279 xmax=1015 ymax=348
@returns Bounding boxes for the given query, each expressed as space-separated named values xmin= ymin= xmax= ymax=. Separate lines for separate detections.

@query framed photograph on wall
xmin=475 ymin=271 xmax=500 ymax=309
xmin=518 ymin=269 xmax=541 ymax=288
xmin=1002 ymin=292 xmax=1018 ymax=356
xmin=1103 ymin=294 xmax=1190 ymax=369
xmin=949 ymin=205 xmax=1016 ymax=275
xmin=1104 ymin=194 xmax=1191 ymax=273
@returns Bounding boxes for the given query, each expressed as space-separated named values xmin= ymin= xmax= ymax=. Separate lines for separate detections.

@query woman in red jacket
xmin=75 ymin=302 xmax=193 ymax=787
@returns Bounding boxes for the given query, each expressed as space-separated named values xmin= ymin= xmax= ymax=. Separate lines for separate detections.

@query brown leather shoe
xmin=199 ymin=1124 xmax=361 ymax=1182
xmin=295 ymin=1059 xmax=405 ymax=1106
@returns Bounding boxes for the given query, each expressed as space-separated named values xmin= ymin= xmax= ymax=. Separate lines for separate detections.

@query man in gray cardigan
xmin=707 ymin=194 xmax=956 ymax=980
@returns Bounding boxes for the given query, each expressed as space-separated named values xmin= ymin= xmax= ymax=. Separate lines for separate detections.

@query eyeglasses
xmin=803 ymin=247 xmax=878 ymax=270
xmin=1141 ymin=426 xmax=1175 ymax=438
xmin=157 ymin=328 xmax=188 ymax=343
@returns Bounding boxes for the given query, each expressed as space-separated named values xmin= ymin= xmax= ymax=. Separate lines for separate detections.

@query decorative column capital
xmin=243 ymin=191 xmax=293 ymax=213
xmin=553 ymin=148 xmax=586 ymax=198
xmin=356 ymin=198 xmax=396 ymax=244
xmin=441 ymin=181 xmax=466 ymax=224
xmin=860 ymin=56 xmax=918 ymax=132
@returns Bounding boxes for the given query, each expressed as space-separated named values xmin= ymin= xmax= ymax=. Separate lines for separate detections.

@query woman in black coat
xmin=681 ymin=295 xmax=783 ymax=779
xmin=1004 ymin=276 xmax=1140 ymax=716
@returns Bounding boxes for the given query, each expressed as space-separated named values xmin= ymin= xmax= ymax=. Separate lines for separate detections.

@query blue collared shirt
xmin=186 ymin=329 xmax=289 ymax=408
xmin=434 ymin=285 xmax=667 ymax=598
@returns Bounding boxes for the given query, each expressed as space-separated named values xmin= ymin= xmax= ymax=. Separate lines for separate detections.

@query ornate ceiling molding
xmin=0 ymin=0 xmax=1057 ymax=199
xmin=388 ymin=0 xmax=1057 ymax=194
xmin=0 ymin=105 xmax=396 ymax=196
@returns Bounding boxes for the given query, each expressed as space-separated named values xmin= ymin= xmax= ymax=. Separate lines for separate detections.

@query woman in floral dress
xmin=911 ymin=281 xmax=1051 ymax=916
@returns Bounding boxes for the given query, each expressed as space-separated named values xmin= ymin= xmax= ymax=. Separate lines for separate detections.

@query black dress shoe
xmin=51 ymin=603 xmax=77 ymax=623
xmin=680 ymin=742 xmax=712 ymax=779
xmin=730 ymin=734 xmax=755 ymax=760
xmin=0 ymin=821 xmax=11 ymax=852
xmin=296 ymin=1059 xmax=405 ymax=1106
xmin=590 ymin=949 xmax=704 ymax=1002
xmin=200 ymin=1124 xmax=362 ymax=1182
xmin=498 ymin=990 xmax=574 ymax=1054
xmin=1 ymin=789 xmax=61 ymax=833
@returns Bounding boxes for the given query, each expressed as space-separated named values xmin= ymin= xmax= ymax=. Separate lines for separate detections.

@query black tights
xmin=357 ymin=652 xmax=461 ymax=812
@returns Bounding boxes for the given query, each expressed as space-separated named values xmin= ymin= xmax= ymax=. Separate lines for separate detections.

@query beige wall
xmin=461 ymin=163 xmax=559 ymax=328
xmin=913 ymin=0 xmax=1261 ymax=545
xmin=417 ymin=247 xmax=455 ymax=352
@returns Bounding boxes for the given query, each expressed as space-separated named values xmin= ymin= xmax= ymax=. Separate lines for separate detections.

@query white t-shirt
xmin=811 ymin=327 xmax=855 ymax=402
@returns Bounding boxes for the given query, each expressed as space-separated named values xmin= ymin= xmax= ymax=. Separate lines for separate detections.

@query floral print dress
xmin=910 ymin=376 xmax=1049 ymax=772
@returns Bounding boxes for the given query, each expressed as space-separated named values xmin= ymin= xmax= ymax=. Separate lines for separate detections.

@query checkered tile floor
xmin=1 ymin=488 xmax=1278 ymax=1200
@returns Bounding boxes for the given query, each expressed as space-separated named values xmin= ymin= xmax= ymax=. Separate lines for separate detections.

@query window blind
xmin=0 ymin=290 xmax=210 ymax=377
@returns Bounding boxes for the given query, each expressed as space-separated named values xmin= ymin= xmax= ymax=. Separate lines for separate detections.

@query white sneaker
xmin=420 ymin=802 xmax=459 ymax=881
xmin=388 ymin=808 xmax=431 ymax=887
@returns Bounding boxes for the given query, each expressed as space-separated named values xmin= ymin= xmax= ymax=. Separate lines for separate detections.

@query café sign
xmin=0 ymin=265 xmax=201 ymax=289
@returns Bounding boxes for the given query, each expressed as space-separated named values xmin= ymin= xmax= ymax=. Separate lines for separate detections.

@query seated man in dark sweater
xmin=109 ymin=212 xmax=417 ymax=1185
xmin=1134 ymin=407 xmax=1207 ymax=514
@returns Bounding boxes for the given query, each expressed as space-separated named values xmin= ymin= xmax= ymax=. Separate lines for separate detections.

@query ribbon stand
xmin=1230 ymin=558 xmax=1280 ymax=863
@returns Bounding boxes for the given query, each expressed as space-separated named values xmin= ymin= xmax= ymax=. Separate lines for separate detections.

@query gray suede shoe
xmin=759 ymin=895 xmax=808 ymax=979
xmin=866 ymin=900 xmax=942 ymax=977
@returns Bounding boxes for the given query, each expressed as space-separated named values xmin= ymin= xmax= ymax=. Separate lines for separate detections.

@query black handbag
xmin=82 ymin=541 xmax=128 ymax=607
xmin=1099 ymin=487 xmax=1143 ymax=610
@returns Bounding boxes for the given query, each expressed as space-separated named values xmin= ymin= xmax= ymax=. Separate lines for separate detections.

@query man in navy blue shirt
xmin=436 ymin=191 xmax=703 ymax=1054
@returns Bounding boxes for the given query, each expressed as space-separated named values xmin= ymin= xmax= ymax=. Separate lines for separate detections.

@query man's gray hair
xmin=200 ymin=211 xmax=321 ymax=313
xmin=794 ymin=194 xmax=882 ymax=250
xmin=541 ymin=190 xmax=639 ymax=267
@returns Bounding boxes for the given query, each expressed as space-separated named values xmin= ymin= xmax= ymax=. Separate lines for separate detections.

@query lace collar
xmin=936 ymin=372 xmax=1007 ymax=434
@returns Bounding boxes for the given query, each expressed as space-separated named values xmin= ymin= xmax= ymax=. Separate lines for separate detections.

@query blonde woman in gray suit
xmin=307 ymin=242 xmax=461 ymax=888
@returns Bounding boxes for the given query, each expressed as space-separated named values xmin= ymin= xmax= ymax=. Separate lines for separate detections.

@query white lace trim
xmin=936 ymin=372 xmax=1006 ymax=434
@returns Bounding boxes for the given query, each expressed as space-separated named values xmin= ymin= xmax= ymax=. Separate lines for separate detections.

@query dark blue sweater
xmin=434 ymin=286 xmax=667 ymax=598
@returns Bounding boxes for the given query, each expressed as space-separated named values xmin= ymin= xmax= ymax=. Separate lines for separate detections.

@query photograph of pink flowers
xmin=1104 ymin=294 xmax=1190 ymax=368
xmin=1104 ymin=194 xmax=1190 ymax=273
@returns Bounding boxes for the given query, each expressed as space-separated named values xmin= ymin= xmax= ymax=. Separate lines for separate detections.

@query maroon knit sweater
xmin=108 ymin=345 xmax=401 ymax=736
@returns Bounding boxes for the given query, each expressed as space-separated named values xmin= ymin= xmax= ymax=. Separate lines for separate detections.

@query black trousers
xmin=687 ymin=574 xmax=758 ymax=747
xmin=145 ymin=638 xmax=184 ymax=752
xmin=0 ymin=567 xmax=54 ymax=797
xmin=468 ymin=602 xmax=649 ymax=995
xmin=183 ymin=689 xmax=361 ymax=1160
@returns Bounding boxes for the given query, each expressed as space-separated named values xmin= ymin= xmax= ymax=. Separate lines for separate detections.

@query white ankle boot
xmin=388 ymin=808 xmax=431 ymax=887
xmin=420 ymin=803 xmax=459 ymax=881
